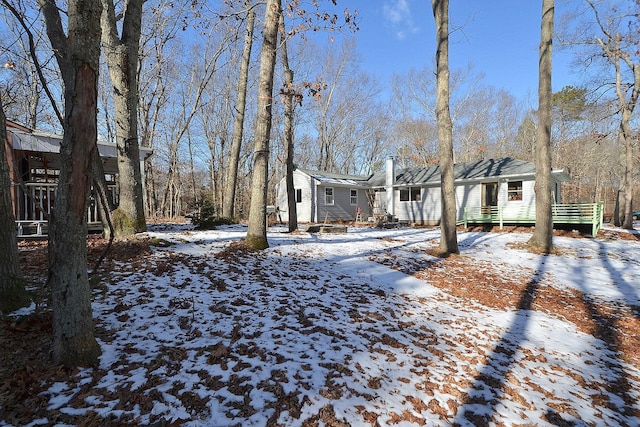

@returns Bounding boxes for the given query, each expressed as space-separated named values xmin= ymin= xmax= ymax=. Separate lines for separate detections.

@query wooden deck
xmin=16 ymin=220 xmax=104 ymax=238
xmin=14 ymin=182 xmax=114 ymax=238
xmin=460 ymin=203 xmax=604 ymax=236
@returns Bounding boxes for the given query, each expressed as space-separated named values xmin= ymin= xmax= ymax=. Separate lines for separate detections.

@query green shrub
xmin=188 ymin=199 xmax=237 ymax=230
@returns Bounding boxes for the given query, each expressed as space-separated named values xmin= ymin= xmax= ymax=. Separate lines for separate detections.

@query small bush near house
xmin=188 ymin=199 xmax=237 ymax=230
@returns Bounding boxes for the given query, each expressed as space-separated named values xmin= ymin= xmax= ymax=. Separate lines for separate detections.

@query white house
xmin=276 ymin=158 xmax=571 ymax=225
xmin=275 ymin=169 xmax=373 ymax=223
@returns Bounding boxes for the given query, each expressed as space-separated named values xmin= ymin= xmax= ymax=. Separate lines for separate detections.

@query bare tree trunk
xmin=529 ymin=0 xmax=554 ymax=251
xmin=279 ymin=12 xmax=298 ymax=232
xmin=160 ymin=41 xmax=227 ymax=218
xmin=139 ymin=39 xmax=167 ymax=219
xmin=617 ymin=76 xmax=636 ymax=230
xmin=432 ymin=0 xmax=458 ymax=255
xmin=586 ymin=0 xmax=640 ymax=230
xmin=101 ymin=0 xmax=147 ymax=237
xmin=187 ymin=132 xmax=199 ymax=206
xmin=223 ymin=1 xmax=255 ymax=219
xmin=92 ymin=147 xmax=115 ymax=237
xmin=245 ymin=0 xmax=280 ymax=249
xmin=39 ymin=0 xmax=102 ymax=367
xmin=0 ymin=96 xmax=31 ymax=313
xmin=613 ymin=189 xmax=622 ymax=226
xmin=144 ymin=158 xmax=158 ymax=217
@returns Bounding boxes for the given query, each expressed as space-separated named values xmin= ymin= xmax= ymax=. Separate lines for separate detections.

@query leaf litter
xmin=1 ymin=223 xmax=640 ymax=426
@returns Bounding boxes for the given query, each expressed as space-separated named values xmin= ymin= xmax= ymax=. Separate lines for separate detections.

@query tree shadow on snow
xmin=452 ymin=246 xmax=639 ymax=426
xmin=452 ymin=255 xmax=548 ymax=426
xmin=569 ymin=243 xmax=638 ymax=418
xmin=595 ymin=239 xmax=640 ymax=322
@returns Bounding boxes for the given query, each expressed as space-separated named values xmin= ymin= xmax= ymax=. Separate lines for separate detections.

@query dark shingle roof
xmin=368 ymin=158 xmax=538 ymax=187
xmin=297 ymin=158 xmax=568 ymax=188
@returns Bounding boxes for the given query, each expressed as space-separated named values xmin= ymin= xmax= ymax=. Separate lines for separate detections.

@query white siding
xmin=390 ymin=179 xmax=538 ymax=225
xmin=455 ymin=183 xmax=481 ymax=221
xmin=499 ymin=179 xmax=536 ymax=218
xmin=277 ymin=171 xmax=544 ymax=225
xmin=275 ymin=170 xmax=314 ymax=223
xmin=393 ymin=185 xmax=441 ymax=224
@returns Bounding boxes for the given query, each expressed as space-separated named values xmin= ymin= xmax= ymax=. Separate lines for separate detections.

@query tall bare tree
xmin=101 ymin=0 xmax=146 ymax=236
xmin=308 ymin=39 xmax=380 ymax=174
xmin=38 ymin=0 xmax=102 ymax=366
xmin=223 ymin=0 xmax=256 ymax=219
xmin=585 ymin=0 xmax=638 ymax=229
xmin=245 ymin=0 xmax=280 ymax=249
xmin=279 ymin=10 xmax=298 ymax=232
xmin=0 ymin=95 xmax=31 ymax=313
xmin=137 ymin=0 xmax=184 ymax=217
xmin=1 ymin=0 xmax=63 ymax=128
xmin=159 ymin=36 xmax=229 ymax=217
xmin=432 ymin=0 xmax=458 ymax=255
xmin=529 ymin=0 xmax=554 ymax=252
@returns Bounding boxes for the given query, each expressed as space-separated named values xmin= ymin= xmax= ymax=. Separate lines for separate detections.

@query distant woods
xmin=0 ymin=0 xmax=637 ymax=222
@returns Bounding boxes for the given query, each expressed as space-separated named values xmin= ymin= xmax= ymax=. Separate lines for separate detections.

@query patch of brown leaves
xmin=411 ymin=254 xmax=640 ymax=368
xmin=1 ymin=236 xmax=153 ymax=425
xmin=214 ymin=240 xmax=262 ymax=262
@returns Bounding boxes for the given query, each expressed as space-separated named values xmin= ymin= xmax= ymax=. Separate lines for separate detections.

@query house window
xmin=350 ymin=189 xmax=357 ymax=206
xmin=400 ymin=187 xmax=421 ymax=201
xmin=325 ymin=187 xmax=334 ymax=205
xmin=295 ymin=189 xmax=302 ymax=203
xmin=411 ymin=187 xmax=421 ymax=201
xmin=508 ymin=181 xmax=523 ymax=201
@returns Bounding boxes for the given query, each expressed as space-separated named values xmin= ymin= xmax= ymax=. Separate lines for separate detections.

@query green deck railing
xmin=460 ymin=202 xmax=604 ymax=236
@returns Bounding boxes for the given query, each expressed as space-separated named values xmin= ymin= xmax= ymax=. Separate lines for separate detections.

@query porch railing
xmin=15 ymin=182 xmax=118 ymax=237
xmin=460 ymin=202 xmax=604 ymax=236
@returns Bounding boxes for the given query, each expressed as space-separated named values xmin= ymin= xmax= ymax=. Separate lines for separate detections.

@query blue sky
xmin=338 ymin=0 xmax=580 ymax=101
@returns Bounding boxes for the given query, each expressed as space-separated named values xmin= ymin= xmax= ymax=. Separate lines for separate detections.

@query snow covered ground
xmin=6 ymin=224 xmax=640 ymax=426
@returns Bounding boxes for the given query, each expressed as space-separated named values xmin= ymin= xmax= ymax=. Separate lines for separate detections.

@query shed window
xmin=350 ymin=189 xmax=357 ymax=206
xmin=400 ymin=187 xmax=421 ymax=202
xmin=325 ymin=187 xmax=334 ymax=205
xmin=296 ymin=189 xmax=302 ymax=203
xmin=508 ymin=181 xmax=523 ymax=201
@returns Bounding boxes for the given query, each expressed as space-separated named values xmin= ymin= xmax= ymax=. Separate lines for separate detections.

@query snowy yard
xmin=2 ymin=224 xmax=640 ymax=426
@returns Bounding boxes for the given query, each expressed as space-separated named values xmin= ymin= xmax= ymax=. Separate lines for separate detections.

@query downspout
xmin=311 ymin=177 xmax=317 ymax=223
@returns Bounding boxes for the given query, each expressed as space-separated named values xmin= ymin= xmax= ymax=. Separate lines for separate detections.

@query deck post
xmin=464 ymin=207 xmax=467 ymax=228
xmin=591 ymin=203 xmax=603 ymax=236
xmin=598 ymin=202 xmax=604 ymax=230
xmin=499 ymin=206 xmax=504 ymax=229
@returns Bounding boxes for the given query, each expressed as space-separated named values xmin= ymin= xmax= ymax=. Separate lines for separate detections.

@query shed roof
xmin=297 ymin=168 xmax=372 ymax=187
xmin=9 ymin=128 xmax=116 ymax=158
xmin=6 ymin=120 xmax=153 ymax=176
xmin=7 ymin=127 xmax=152 ymax=159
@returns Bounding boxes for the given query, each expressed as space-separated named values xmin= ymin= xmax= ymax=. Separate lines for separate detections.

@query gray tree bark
xmin=585 ymin=0 xmax=638 ymax=229
xmin=529 ymin=0 xmax=554 ymax=252
xmin=101 ymin=0 xmax=147 ymax=236
xmin=38 ymin=0 xmax=102 ymax=367
xmin=245 ymin=0 xmax=280 ymax=249
xmin=432 ymin=0 xmax=458 ymax=255
xmin=618 ymin=108 xmax=635 ymax=229
xmin=611 ymin=41 xmax=639 ymax=230
xmin=0 ymin=96 xmax=31 ymax=313
xmin=279 ymin=12 xmax=298 ymax=232
xmin=223 ymin=1 xmax=255 ymax=219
